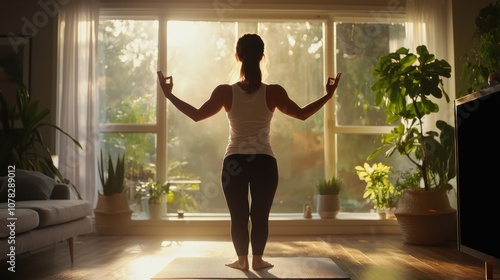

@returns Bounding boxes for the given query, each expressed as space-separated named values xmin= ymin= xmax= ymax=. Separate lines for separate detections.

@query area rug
xmin=151 ymin=257 xmax=350 ymax=279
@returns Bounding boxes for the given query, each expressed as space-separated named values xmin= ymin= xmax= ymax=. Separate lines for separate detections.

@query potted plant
xmin=94 ymin=150 xmax=132 ymax=234
xmin=0 ymin=84 xmax=82 ymax=183
xmin=369 ymin=45 xmax=457 ymax=245
xmin=315 ymin=175 xmax=342 ymax=219
xmin=459 ymin=0 xmax=500 ymax=97
xmin=141 ymin=178 xmax=170 ymax=220
xmin=355 ymin=162 xmax=398 ymax=219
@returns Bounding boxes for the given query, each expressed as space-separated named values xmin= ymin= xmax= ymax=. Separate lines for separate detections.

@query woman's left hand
xmin=326 ymin=72 xmax=342 ymax=96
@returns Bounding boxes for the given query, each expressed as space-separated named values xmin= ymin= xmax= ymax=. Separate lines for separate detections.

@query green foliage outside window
xmin=97 ymin=18 xmax=410 ymax=213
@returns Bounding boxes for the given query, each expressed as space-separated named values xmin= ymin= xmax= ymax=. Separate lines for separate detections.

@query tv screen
xmin=454 ymin=83 xmax=500 ymax=267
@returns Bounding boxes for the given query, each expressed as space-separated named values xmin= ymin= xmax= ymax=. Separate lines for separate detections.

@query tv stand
xmin=486 ymin=262 xmax=493 ymax=280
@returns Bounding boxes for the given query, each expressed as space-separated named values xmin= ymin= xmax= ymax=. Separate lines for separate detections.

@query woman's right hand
xmin=157 ymin=71 xmax=173 ymax=98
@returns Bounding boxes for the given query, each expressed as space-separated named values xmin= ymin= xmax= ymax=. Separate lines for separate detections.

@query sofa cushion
xmin=0 ymin=209 xmax=39 ymax=238
xmin=1 ymin=200 xmax=92 ymax=227
xmin=0 ymin=169 xmax=56 ymax=202
xmin=0 ymin=216 xmax=93 ymax=260
xmin=50 ymin=183 xmax=72 ymax=200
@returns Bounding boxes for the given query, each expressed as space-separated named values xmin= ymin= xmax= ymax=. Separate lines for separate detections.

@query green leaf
xmin=400 ymin=54 xmax=417 ymax=68
xmin=0 ymin=85 xmax=82 ymax=181
xmin=98 ymin=150 xmax=126 ymax=195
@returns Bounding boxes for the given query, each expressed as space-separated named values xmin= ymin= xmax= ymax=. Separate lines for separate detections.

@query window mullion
xmin=157 ymin=15 xmax=168 ymax=182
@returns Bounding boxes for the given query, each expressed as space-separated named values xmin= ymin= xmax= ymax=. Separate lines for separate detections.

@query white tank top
xmin=225 ymin=83 xmax=274 ymax=158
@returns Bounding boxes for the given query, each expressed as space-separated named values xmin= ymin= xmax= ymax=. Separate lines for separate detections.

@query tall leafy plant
xmin=369 ymin=45 xmax=455 ymax=191
xmin=0 ymin=85 xmax=82 ymax=181
xmin=98 ymin=150 xmax=125 ymax=195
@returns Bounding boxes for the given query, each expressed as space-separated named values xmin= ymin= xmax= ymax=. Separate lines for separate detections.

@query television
xmin=454 ymin=83 xmax=500 ymax=277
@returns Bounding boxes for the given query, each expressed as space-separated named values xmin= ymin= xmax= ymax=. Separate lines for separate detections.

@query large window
xmin=165 ymin=21 xmax=325 ymax=213
xmin=97 ymin=12 xmax=408 ymax=217
xmin=333 ymin=21 xmax=409 ymax=211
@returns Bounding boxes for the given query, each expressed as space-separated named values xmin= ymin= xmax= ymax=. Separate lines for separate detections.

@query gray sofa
xmin=0 ymin=169 xmax=93 ymax=264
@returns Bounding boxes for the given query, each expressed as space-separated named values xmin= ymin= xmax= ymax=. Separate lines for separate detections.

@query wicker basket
xmin=395 ymin=189 xmax=457 ymax=245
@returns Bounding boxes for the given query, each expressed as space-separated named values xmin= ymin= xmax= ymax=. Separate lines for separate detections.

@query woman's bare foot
xmin=225 ymin=257 xmax=249 ymax=271
xmin=252 ymin=256 xmax=274 ymax=270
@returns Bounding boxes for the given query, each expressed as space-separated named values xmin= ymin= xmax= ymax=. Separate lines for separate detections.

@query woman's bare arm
xmin=271 ymin=72 xmax=342 ymax=120
xmin=157 ymin=71 xmax=226 ymax=122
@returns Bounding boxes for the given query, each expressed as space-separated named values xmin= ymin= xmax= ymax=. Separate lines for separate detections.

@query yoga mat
xmin=151 ymin=257 xmax=350 ymax=279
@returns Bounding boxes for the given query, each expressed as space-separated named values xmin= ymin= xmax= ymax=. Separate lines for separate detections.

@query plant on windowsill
xmin=141 ymin=178 xmax=171 ymax=220
xmin=94 ymin=150 xmax=132 ymax=234
xmin=165 ymin=160 xmax=201 ymax=217
xmin=355 ymin=162 xmax=398 ymax=219
xmin=369 ymin=45 xmax=457 ymax=245
xmin=315 ymin=175 xmax=342 ymax=219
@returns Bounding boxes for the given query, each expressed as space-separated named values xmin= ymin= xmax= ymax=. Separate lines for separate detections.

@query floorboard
xmin=1 ymin=234 xmax=499 ymax=280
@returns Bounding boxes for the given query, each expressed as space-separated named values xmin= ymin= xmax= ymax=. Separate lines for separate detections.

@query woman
xmin=157 ymin=33 xmax=341 ymax=271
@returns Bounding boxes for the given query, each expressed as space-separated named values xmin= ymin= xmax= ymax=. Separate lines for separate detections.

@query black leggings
xmin=221 ymin=154 xmax=278 ymax=256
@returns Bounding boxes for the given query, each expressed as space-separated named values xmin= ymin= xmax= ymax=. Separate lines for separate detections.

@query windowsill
xmin=124 ymin=212 xmax=401 ymax=237
xmin=131 ymin=212 xmax=388 ymax=221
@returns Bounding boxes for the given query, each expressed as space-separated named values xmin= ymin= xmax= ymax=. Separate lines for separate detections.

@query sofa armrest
xmin=50 ymin=184 xmax=71 ymax=200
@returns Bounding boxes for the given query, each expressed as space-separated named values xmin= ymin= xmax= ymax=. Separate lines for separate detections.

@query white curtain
xmin=406 ymin=0 xmax=455 ymax=127
xmin=56 ymin=0 xmax=99 ymax=207
xmin=406 ymin=0 xmax=457 ymax=203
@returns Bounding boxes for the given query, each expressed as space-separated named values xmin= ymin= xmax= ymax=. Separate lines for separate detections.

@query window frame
xmin=98 ymin=5 xmax=407 ymax=216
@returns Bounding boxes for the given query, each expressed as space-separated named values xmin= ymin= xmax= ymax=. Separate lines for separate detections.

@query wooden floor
xmin=2 ymin=233 xmax=499 ymax=280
